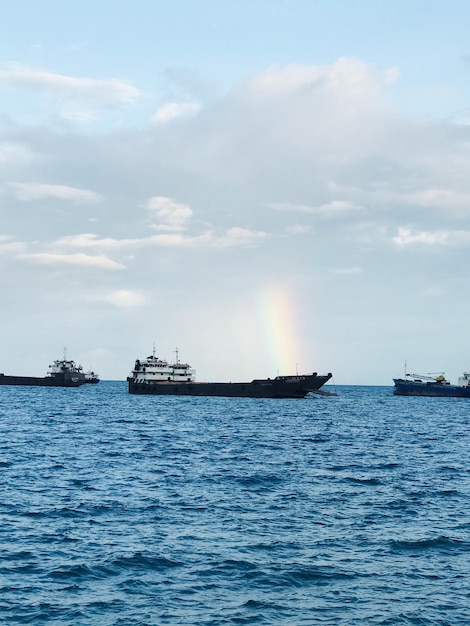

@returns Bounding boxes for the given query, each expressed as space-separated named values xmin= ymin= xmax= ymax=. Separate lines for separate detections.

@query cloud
xmin=214 ymin=227 xmax=269 ymax=248
xmin=393 ymin=227 xmax=470 ymax=246
xmin=173 ymin=57 xmax=405 ymax=203
xmin=4 ymin=52 xmax=470 ymax=383
xmin=103 ymin=289 xmax=146 ymax=308
xmin=146 ymin=196 xmax=193 ymax=231
xmin=285 ymin=225 xmax=311 ymax=234
xmin=51 ymin=227 xmax=269 ymax=251
xmin=0 ymin=143 xmax=34 ymax=166
xmin=246 ymin=58 xmax=398 ymax=98
xmin=421 ymin=287 xmax=444 ymax=297
xmin=145 ymin=227 xmax=269 ymax=249
xmin=405 ymin=188 xmax=470 ymax=211
xmin=7 ymin=182 xmax=102 ymax=203
xmin=52 ymin=233 xmax=140 ymax=250
xmin=0 ymin=63 xmax=140 ymax=106
xmin=0 ymin=235 xmax=26 ymax=254
xmin=269 ymin=200 xmax=363 ymax=217
xmin=152 ymin=101 xmax=201 ymax=124
xmin=18 ymin=252 xmax=125 ymax=269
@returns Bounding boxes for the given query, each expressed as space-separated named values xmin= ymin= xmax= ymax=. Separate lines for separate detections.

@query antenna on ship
xmin=152 ymin=343 xmax=156 ymax=358
xmin=175 ymin=347 xmax=179 ymax=364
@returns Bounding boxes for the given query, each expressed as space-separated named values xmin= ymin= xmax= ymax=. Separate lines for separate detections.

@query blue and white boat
xmin=393 ymin=371 xmax=470 ymax=397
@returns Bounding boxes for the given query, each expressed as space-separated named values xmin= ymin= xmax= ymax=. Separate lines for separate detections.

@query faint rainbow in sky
xmin=258 ymin=285 xmax=306 ymax=375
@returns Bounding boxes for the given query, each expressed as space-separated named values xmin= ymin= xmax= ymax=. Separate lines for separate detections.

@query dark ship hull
xmin=0 ymin=373 xmax=86 ymax=388
xmin=128 ymin=373 xmax=332 ymax=398
xmin=393 ymin=378 xmax=470 ymax=398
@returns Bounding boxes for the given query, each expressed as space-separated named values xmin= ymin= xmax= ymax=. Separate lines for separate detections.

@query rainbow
xmin=258 ymin=285 xmax=307 ymax=375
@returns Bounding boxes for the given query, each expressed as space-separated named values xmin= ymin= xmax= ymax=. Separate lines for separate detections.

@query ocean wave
xmin=342 ymin=476 xmax=383 ymax=485
xmin=1 ymin=383 xmax=469 ymax=625
xmin=111 ymin=552 xmax=181 ymax=571
xmin=390 ymin=536 xmax=468 ymax=552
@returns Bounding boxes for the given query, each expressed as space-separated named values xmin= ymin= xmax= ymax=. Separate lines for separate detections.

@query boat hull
xmin=128 ymin=373 xmax=332 ymax=398
xmin=393 ymin=379 xmax=470 ymax=398
xmin=0 ymin=373 xmax=86 ymax=387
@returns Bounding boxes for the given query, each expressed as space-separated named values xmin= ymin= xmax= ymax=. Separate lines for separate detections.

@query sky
xmin=1 ymin=0 xmax=470 ymax=384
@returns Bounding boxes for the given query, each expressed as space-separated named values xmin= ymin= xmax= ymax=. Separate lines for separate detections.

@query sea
xmin=1 ymin=382 xmax=469 ymax=625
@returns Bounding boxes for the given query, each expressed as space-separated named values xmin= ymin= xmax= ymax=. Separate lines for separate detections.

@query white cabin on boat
xmin=48 ymin=358 xmax=83 ymax=376
xmin=458 ymin=371 xmax=470 ymax=387
xmin=131 ymin=348 xmax=196 ymax=384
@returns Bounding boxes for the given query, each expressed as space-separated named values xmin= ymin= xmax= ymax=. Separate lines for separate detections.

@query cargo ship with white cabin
xmin=127 ymin=348 xmax=333 ymax=398
xmin=393 ymin=371 xmax=470 ymax=397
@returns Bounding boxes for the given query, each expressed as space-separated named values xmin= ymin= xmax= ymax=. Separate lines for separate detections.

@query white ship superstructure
xmin=458 ymin=371 xmax=470 ymax=387
xmin=48 ymin=357 xmax=83 ymax=377
xmin=131 ymin=348 xmax=196 ymax=384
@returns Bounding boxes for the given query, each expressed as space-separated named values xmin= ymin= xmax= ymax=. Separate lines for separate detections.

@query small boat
xmin=84 ymin=370 xmax=100 ymax=384
xmin=0 ymin=355 xmax=87 ymax=388
xmin=393 ymin=371 xmax=470 ymax=398
xmin=127 ymin=347 xmax=332 ymax=398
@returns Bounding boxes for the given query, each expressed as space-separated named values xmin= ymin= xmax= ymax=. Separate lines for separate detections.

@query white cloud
xmin=405 ymin=188 xmax=470 ymax=211
xmin=50 ymin=227 xmax=269 ymax=252
xmin=247 ymin=58 xmax=398 ymax=98
xmin=142 ymin=227 xmax=270 ymax=249
xmin=152 ymin=101 xmax=201 ymax=124
xmin=269 ymin=200 xmax=363 ymax=217
xmin=285 ymin=225 xmax=311 ymax=234
xmin=393 ymin=227 xmax=470 ymax=246
xmin=0 ymin=143 xmax=34 ymax=166
xmin=0 ymin=235 xmax=26 ymax=253
xmin=214 ymin=227 xmax=269 ymax=248
xmin=0 ymin=63 xmax=140 ymax=106
xmin=103 ymin=289 xmax=146 ymax=308
xmin=145 ymin=228 xmax=269 ymax=249
xmin=149 ymin=232 xmax=195 ymax=247
xmin=18 ymin=252 xmax=125 ymax=269
xmin=146 ymin=196 xmax=193 ymax=230
xmin=52 ymin=233 xmax=141 ymax=250
xmin=7 ymin=182 xmax=101 ymax=203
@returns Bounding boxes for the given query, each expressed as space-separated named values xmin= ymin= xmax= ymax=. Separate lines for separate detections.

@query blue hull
xmin=393 ymin=378 xmax=470 ymax=398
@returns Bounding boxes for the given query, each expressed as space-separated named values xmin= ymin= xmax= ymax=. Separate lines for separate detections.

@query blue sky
xmin=1 ymin=0 xmax=470 ymax=383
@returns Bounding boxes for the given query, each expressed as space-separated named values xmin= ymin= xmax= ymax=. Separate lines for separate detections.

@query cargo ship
xmin=393 ymin=371 xmax=470 ymax=398
xmin=127 ymin=348 xmax=332 ymax=398
xmin=0 ymin=355 xmax=89 ymax=387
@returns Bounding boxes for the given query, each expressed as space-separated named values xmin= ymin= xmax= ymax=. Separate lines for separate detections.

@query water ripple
xmin=1 ymin=383 xmax=469 ymax=624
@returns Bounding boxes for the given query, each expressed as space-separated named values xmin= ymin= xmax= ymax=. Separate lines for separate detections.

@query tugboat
xmin=393 ymin=371 xmax=470 ymax=398
xmin=0 ymin=353 xmax=88 ymax=387
xmin=127 ymin=347 xmax=333 ymax=398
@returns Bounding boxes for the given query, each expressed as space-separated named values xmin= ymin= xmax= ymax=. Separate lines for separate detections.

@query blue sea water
xmin=1 ymin=382 xmax=469 ymax=625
